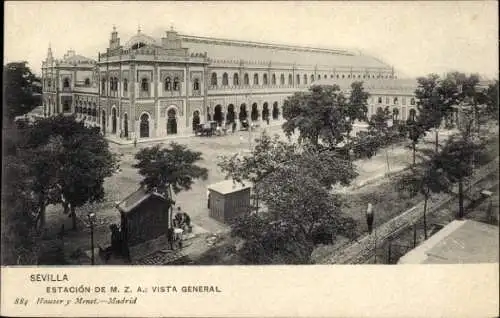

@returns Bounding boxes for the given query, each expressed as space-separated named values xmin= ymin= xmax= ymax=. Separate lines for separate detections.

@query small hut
xmin=208 ymin=180 xmax=251 ymax=224
xmin=115 ymin=187 xmax=172 ymax=248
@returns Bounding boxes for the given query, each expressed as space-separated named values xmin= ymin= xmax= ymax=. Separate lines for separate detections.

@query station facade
xmin=41 ymin=27 xmax=418 ymax=140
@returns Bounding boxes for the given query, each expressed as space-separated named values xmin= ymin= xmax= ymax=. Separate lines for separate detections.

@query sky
xmin=4 ymin=1 xmax=499 ymax=79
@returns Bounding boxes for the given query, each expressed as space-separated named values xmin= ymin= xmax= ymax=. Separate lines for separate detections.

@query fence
xmin=321 ymin=157 xmax=499 ymax=264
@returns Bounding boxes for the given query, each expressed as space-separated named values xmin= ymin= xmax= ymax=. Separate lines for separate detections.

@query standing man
xmin=207 ymin=190 xmax=211 ymax=209
xmin=366 ymin=203 xmax=374 ymax=234
xmin=133 ymin=137 xmax=137 ymax=148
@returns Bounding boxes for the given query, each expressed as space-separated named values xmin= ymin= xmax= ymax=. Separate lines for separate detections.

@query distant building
xmin=41 ymin=26 xmax=418 ymax=140
xmin=398 ymin=220 xmax=499 ymax=264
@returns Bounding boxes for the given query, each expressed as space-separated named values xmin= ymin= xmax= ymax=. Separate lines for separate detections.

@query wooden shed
xmin=115 ymin=187 xmax=171 ymax=247
xmin=208 ymin=180 xmax=251 ymax=224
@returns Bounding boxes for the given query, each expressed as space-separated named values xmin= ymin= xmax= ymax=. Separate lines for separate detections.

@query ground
xmin=39 ymin=123 xmax=497 ymax=265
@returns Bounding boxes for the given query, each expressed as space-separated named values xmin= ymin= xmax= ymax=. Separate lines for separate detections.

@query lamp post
xmin=88 ymin=212 xmax=97 ymax=265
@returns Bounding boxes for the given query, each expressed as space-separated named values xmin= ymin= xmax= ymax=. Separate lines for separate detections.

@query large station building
xmin=41 ymin=26 xmax=418 ymax=140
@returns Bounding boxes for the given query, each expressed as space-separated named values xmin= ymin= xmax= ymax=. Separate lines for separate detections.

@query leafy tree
xmin=414 ymin=74 xmax=443 ymax=152
xmin=434 ymin=126 xmax=485 ymax=219
xmin=405 ymin=116 xmax=426 ymax=166
xmin=133 ymin=143 xmax=208 ymax=221
xmin=218 ymin=132 xmax=357 ymax=264
xmin=3 ymin=62 xmax=41 ymax=123
xmin=367 ymin=107 xmax=397 ymax=171
xmin=416 ymin=72 xmax=485 ymax=153
xmin=484 ymin=81 xmax=499 ymax=121
xmin=344 ymin=81 xmax=370 ymax=163
xmin=16 ymin=115 xmax=118 ymax=230
xmin=1 ymin=154 xmax=39 ymax=264
xmin=282 ymin=85 xmax=349 ymax=148
xmin=397 ymin=149 xmax=451 ymax=238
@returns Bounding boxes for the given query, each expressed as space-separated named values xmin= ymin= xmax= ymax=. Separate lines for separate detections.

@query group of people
xmin=170 ymin=207 xmax=192 ymax=249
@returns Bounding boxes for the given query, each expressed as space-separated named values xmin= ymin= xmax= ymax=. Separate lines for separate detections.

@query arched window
xmin=63 ymin=78 xmax=70 ymax=88
xmin=336 ymin=74 xmax=340 ymax=79
xmin=342 ymin=74 xmax=345 ymax=79
xmin=108 ymin=78 xmax=114 ymax=91
xmin=410 ymin=98 xmax=416 ymax=105
xmin=193 ymin=78 xmax=200 ymax=91
xmin=385 ymin=97 xmax=390 ymax=104
xmin=296 ymin=74 xmax=300 ymax=85
xmin=165 ymin=77 xmax=172 ymax=91
xmin=317 ymin=75 xmax=321 ymax=80
xmin=280 ymin=74 xmax=285 ymax=85
xmin=222 ymin=73 xmax=229 ymax=86
xmin=244 ymin=73 xmax=249 ymax=85
xmin=233 ymin=73 xmax=239 ymax=86
xmin=402 ymin=97 xmax=406 ymax=105
xmin=263 ymin=74 xmax=268 ymax=85
xmin=324 ymin=75 xmax=327 ymax=79
xmin=288 ymin=74 xmax=292 ymax=85
xmin=271 ymin=74 xmax=276 ymax=85
xmin=348 ymin=74 xmax=351 ymax=79
xmin=141 ymin=78 xmax=149 ymax=92
xmin=84 ymin=78 xmax=90 ymax=86
xmin=101 ymin=78 xmax=106 ymax=92
xmin=378 ymin=97 xmax=382 ymax=104
xmin=173 ymin=77 xmax=180 ymax=91
xmin=304 ymin=74 xmax=308 ymax=84
xmin=393 ymin=97 xmax=398 ymax=104
xmin=123 ymin=79 xmax=128 ymax=92
xmin=331 ymin=74 xmax=334 ymax=79
xmin=253 ymin=73 xmax=259 ymax=85
xmin=211 ymin=72 xmax=217 ymax=86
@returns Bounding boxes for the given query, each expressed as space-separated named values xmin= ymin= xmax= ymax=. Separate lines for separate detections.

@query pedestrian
xmin=133 ymin=137 xmax=137 ymax=148
xmin=207 ymin=190 xmax=211 ymax=209
xmin=366 ymin=203 xmax=374 ymax=234
xmin=232 ymin=121 xmax=237 ymax=134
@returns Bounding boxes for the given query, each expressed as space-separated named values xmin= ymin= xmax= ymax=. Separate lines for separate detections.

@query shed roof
xmin=208 ymin=180 xmax=251 ymax=195
xmin=116 ymin=187 xmax=166 ymax=214
xmin=398 ymin=220 xmax=499 ymax=264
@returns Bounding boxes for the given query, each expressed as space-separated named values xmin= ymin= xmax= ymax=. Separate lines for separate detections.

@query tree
xmin=218 ymin=132 xmax=357 ymax=264
xmin=484 ymin=81 xmax=499 ymax=121
xmin=1 ymin=155 xmax=39 ymax=264
xmin=367 ymin=107 xmax=396 ymax=172
xmin=344 ymin=81 xmax=370 ymax=163
xmin=133 ymin=143 xmax=208 ymax=222
xmin=282 ymin=85 xmax=349 ymax=148
xmin=415 ymin=74 xmax=443 ymax=152
xmin=282 ymin=82 xmax=369 ymax=166
xmin=3 ymin=62 xmax=41 ymax=123
xmin=58 ymin=126 xmax=118 ymax=230
xmin=12 ymin=115 xmax=118 ymax=231
xmin=397 ymin=149 xmax=451 ymax=239
xmin=405 ymin=116 xmax=426 ymax=166
xmin=434 ymin=127 xmax=485 ymax=219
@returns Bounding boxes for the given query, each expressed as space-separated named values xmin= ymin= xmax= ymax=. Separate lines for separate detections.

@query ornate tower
xmin=109 ymin=25 xmax=121 ymax=50
xmin=46 ymin=43 xmax=54 ymax=63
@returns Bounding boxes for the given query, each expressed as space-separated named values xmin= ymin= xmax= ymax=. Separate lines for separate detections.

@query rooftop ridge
xmin=178 ymin=34 xmax=355 ymax=56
